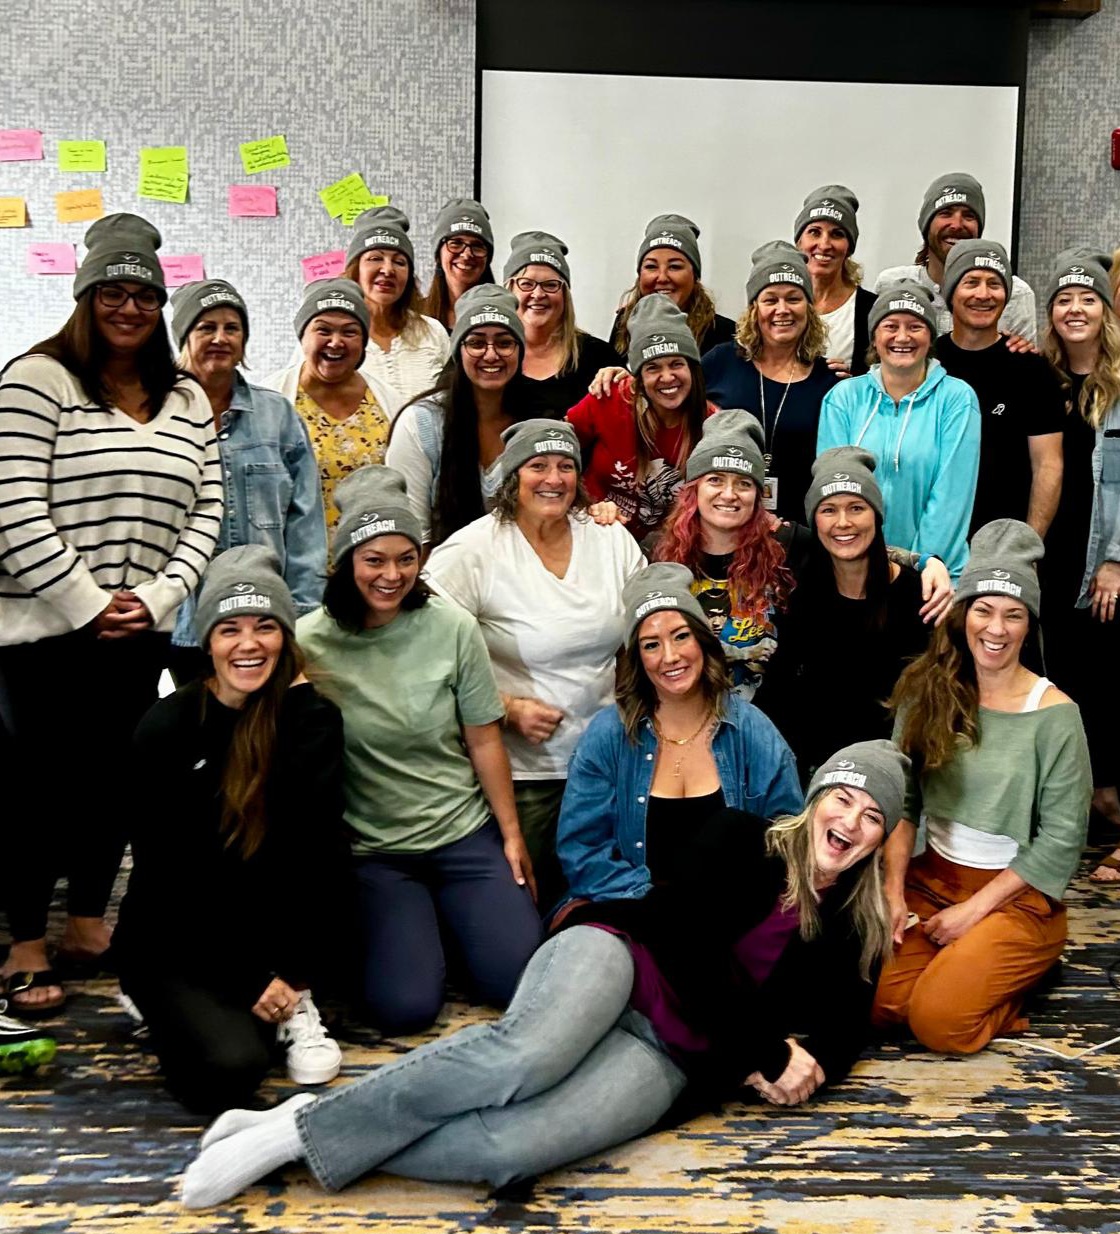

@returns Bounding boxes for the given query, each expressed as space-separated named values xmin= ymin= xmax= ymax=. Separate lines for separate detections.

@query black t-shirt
xmin=934 ymin=336 xmax=1065 ymax=535
xmin=1046 ymin=373 xmax=1095 ymax=605
xmin=517 ymin=332 xmax=620 ymax=420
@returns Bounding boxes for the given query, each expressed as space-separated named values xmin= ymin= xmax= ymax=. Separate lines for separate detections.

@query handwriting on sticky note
xmin=300 ymin=250 xmax=347 ymax=282
xmin=58 ymin=140 xmax=107 ymax=173
xmin=0 ymin=130 xmax=44 ymax=162
xmin=0 ymin=198 xmax=28 ymax=227
xmin=340 ymin=193 xmax=390 ymax=226
xmin=228 ymin=184 xmax=278 ymax=217
xmin=240 ymin=136 xmax=290 ymax=175
xmin=56 ymin=188 xmax=104 ymax=223
xmin=318 ymin=173 xmax=367 ymax=218
xmin=161 ymin=255 xmax=206 ymax=287
xmin=139 ymin=170 xmax=189 ymax=204
xmin=140 ymin=145 xmax=189 ymax=174
xmin=28 ymin=243 xmax=77 ymax=275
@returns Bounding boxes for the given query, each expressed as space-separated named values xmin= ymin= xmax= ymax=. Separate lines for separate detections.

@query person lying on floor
xmin=873 ymin=519 xmax=1091 ymax=1054
xmin=179 ymin=719 xmax=907 ymax=1209
xmin=114 ymin=546 xmax=348 ymax=1114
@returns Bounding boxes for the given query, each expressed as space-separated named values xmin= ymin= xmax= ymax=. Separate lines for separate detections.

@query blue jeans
xmin=297 ymin=927 xmax=687 ymax=1190
xmin=354 ymin=819 xmax=542 ymax=1034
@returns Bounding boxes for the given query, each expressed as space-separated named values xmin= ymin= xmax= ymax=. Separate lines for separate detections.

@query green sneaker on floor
xmin=0 ymin=1007 xmax=57 ymax=1074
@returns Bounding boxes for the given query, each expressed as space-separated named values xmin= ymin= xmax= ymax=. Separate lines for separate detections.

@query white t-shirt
xmin=819 ymin=292 xmax=858 ymax=369
xmin=425 ymin=512 xmax=645 ymax=779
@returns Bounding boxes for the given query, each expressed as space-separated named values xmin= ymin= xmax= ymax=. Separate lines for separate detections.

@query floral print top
xmin=295 ymin=384 xmax=390 ymax=528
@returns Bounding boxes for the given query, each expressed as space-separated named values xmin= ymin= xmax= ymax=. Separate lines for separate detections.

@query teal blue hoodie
xmin=816 ymin=359 xmax=980 ymax=578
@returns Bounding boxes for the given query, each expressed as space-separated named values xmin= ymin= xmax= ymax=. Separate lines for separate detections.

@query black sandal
xmin=1 ymin=969 xmax=66 ymax=1018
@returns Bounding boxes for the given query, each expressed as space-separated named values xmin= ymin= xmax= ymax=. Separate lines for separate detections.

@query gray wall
xmin=1 ymin=1 xmax=1115 ymax=370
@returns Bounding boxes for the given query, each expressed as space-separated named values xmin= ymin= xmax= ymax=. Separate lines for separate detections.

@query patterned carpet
xmin=3 ymin=849 xmax=1120 ymax=1234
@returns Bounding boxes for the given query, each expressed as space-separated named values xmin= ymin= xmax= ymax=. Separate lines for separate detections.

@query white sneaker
xmin=276 ymin=991 xmax=341 ymax=1085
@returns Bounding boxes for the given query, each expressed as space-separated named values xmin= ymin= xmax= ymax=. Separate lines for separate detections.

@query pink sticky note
xmin=161 ymin=254 xmax=206 ymax=287
xmin=301 ymin=250 xmax=346 ymax=282
xmin=27 ymin=242 xmax=77 ymax=275
xmin=0 ymin=129 xmax=44 ymax=162
xmin=228 ymin=184 xmax=278 ymax=217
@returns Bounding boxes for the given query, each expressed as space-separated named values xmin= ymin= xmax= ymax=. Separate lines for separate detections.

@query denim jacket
xmin=557 ymin=693 xmax=804 ymax=903
xmin=1078 ymin=397 xmax=1120 ymax=607
xmin=172 ymin=373 xmax=327 ymax=646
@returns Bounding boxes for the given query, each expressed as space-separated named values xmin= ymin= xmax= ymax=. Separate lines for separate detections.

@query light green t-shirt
xmin=297 ymin=597 xmax=504 ymax=854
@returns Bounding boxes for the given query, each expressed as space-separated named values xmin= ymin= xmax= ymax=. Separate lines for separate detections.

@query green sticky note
xmin=240 ymin=136 xmax=290 ymax=175
xmin=318 ymin=172 xmax=367 ymax=218
xmin=58 ymin=140 xmax=106 ymax=173
xmin=340 ymin=193 xmax=390 ymax=226
xmin=139 ymin=169 xmax=189 ymax=204
xmin=140 ymin=145 xmax=188 ymax=175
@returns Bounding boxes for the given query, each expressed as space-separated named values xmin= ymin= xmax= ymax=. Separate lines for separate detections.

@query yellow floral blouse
xmin=295 ymin=384 xmax=390 ymax=528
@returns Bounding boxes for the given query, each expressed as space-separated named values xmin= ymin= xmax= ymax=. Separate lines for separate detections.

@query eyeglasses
xmin=445 ymin=237 xmax=490 ymax=258
xmin=514 ymin=277 xmax=563 ymax=295
xmin=97 ymin=284 xmax=162 ymax=312
xmin=462 ymin=335 xmax=518 ymax=357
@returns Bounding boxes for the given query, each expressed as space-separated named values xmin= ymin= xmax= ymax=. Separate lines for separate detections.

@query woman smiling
xmin=423 ymin=197 xmax=495 ymax=331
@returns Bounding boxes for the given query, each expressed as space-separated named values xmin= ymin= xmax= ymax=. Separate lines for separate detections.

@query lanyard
xmin=758 ymin=359 xmax=796 ymax=471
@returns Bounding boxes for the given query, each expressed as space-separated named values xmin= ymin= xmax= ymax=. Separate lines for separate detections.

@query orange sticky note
xmin=55 ymin=187 xmax=104 ymax=223
xmin=0 ymin=197 xmax=27 ymax=227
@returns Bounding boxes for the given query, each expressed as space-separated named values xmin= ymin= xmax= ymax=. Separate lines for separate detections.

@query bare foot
xmin=1 ymin=938 xmax=64 ymax=1012
xmin=1090 ymin=847 xmax=1120 ymax=883
xmin=59 ymin=915 xmax=113 ymax=962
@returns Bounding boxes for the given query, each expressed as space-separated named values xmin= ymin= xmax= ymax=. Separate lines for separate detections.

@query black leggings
xmin=123 ymin=972 xmax=278 ymax=1114
xmin=0 ymin=628 xmax=167 ymax=940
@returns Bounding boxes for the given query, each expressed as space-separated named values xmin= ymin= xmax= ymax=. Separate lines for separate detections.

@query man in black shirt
xmin=934 ymin=240 xmax=1063 ymax=538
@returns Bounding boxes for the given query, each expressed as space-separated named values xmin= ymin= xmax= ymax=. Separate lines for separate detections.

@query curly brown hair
xmin=492 ymin=468 xmax=591 ymax=523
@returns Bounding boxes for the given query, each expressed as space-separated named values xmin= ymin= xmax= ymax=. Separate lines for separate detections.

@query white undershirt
xmin=925 ymin=677 xmax=1051 ymax=868
xmin=819 ymin=292 xmax=858 ymax=368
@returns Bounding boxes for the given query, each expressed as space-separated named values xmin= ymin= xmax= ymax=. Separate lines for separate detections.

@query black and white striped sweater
xmin=0 ymin=354 xmax=223 ymax=645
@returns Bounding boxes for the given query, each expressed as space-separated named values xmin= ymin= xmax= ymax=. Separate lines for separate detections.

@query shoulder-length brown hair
xmin=25 ymin=289 xmax=190 ymax=413
xmin=344 ymin=254 xmax=429 ymax=345
xmin=423 ymin=259 xmax=496 ymax=329
xmin=631 ymin=357 xmax=709 ymax=481
xmin=614 ymin=612 xmax=731 ymax=743
xmin=613 ymin=282 xmax=717 ymax=357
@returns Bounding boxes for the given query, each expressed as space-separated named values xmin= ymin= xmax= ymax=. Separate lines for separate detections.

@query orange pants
xmin=872 ymin=849 xmax=1066 ymax=1054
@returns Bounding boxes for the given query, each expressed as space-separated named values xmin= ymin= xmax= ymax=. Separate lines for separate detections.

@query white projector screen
xmin=481 ymin=70 xmax=1020 ymax=341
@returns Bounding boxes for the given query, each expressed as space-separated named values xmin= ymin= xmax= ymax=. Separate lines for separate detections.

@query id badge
xmin=762 ymin=474 xmax=778 ymax=512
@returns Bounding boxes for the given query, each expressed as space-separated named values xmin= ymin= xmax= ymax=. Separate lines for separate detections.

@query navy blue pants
xmin=354 ymin=820 xmax=541 ymax=1036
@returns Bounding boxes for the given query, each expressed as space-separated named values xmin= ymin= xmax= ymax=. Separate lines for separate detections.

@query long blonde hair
xmin=765 ymin=798 xmax=892 ymax=981
xmin=614 ymin=282 xmax=717 ymax=356
xmin=504 ymin=278 xmax=581 ymax=376
xmin=1042 ymin=299 xmax=1120 ymax=429
xmin=734 ymin=300 xmax=828 ymax=364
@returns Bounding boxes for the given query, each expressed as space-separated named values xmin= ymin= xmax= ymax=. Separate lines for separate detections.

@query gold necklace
xmin=653 ymin=710 xmax=714 ymax=778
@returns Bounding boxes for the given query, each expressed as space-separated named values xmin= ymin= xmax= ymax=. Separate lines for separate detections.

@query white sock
xmin=181 ymin=1094 xmax=309 ymax=1209
xmin=200 ymin=1091 xmax=316 ymax=1152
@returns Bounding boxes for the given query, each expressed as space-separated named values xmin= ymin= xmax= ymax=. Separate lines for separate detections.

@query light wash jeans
xmin=297 ymin=926 xmax=687 ymax=1190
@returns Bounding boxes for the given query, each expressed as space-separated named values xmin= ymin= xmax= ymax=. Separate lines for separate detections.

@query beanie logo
xmin=769 ymin=267 xmax=805 ymax=287
xmin=468 ymin=310 xmax=511 ymax=329
xmin=821 ymin=478 xmax=863 ymax=497
xmin=316 ymin=296 xmax=357 ymax=313
xmin=1069 ymin=266 xmax=1084 ymax=273
xmin=533 ymin=437 xmax=575 ymax=455
xmin=822 ymin=768 xmax=868 ymax=788
xmin=837 ymin=759 xmax=855 ymax=769
xmin=635 ymin=592 xmax=678 ymax=621
xmin=199 ymin=291 xmax=242 ymax=309
xmin=833 ymin=473 xmax=850 ymax=481
xmin=218 ymin=592 xmax=271 ymax=614
xmin=809 ymin=205 xmax=844 ymax=222
xmin=364 ymin=232 xmax=400 ymax=248
xmin=888 ymin=297 xmax=926 ymax=317
xmin=106 ymin=261 xmax=153 ymax=280
xmin=351 ymin=512 xmax=399 ymax=545
xmin=1058 ymin=272 xmax=1094 ymax=288
xmin=711 ymin=451 xmax=753 ymax=473
xmin=991 ymin=570 xmax=1010 ymax=579
xmin=977 ymin=575 xmax=1022 ymax=597
xmin=934 ymin=191 xmax=968 ymax=211
xmin=122 ymin=253 xmax=139 ymax=262
xmin=529 ymin=251 xmax=562 ymax=270
xmin=648 ymin=234 xmax=683 ymax=250
xmin=233 ymin=582 xmax=255 ymax=593
xmin=642 ymin=340 xmax=681 ymax=361
xmin=452 ymin=219 xmax=484 ymax=235
xmin=973 ymin=254 xmax=1006 ymax=274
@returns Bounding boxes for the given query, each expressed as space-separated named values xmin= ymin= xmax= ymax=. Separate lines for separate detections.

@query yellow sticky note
xmin=240 ymin=136 xmax=290 ymax=175
xmin=139 ymin=169 xmax=189 ymax=204
xmin=56 ymin=187 xmax=104 ymax=223
xmin=341 ymin=193 xmax=390 ymax=226
xmin=0 ymin=197 xmax=28 ymax=227
xmin=58 ymin=140 xmax=106 ymax=173
xmin=318 ymin=172 xmax=367 ymax=219
xmin=140 ymin=145 xmax=188 ymax=174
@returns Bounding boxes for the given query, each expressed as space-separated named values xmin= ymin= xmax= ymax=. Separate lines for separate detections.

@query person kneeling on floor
xmin=114 ymin=545 xmax=349 ymax=1113
xmin=874 ymin=519 xmax=1091 ymax=1054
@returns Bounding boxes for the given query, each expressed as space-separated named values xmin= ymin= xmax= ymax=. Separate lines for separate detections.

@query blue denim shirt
xmin=172 ymin=372 xmax=327 ymax=646
xmin=557 ymin=692 xmax=804 ymax=903
xmin=1078 ymin=398 xmax=1120 ymax=606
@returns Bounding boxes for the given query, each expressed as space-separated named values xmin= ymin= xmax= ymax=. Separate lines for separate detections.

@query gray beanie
xmin=637 ymin=213 xmax=702 ymax=277
xmin=746 ymin=241 xmax=814 ymax=305
xmin=170 ymin=279 xmax=249 ymax=349
xmin=433 ymin=196 xmax=494 ymax=257
xmin=956 ymin=518 xmax=1043 ymax=618
xmin=195 ymin=544 xmax=297 ymax=645
xmin=73 ymin=212 xmax=166 ymax=304
xmin=621 ymin=562 xmax=707 ymax=644
xmin=346 ymin=205 xmax=415 ymax=270
xmin=332 ymin=465 xmax=423 ymax=560
xmin=685 ymin=408 xmax=765 ymax=484
xmin=503 ymin=230 xmax=571 ymax=285
xmin=868 ymin=282 xmax=937 ymax=337
xmin=804 ymin=446 xmax=883 ymax=523
xmin=793 ymin=184 xmax=860 ymax=253
xmin=943 ymin=239 xmax=1011 ymax=307
xmin=1045 ymin=245 xmax=1113 ymax=308
xmin=448 ymin=283 xmax=525 ymax=356
xmin=627 ymin=292 xmax=700 ymax=373
xmin=806 ymin=739 xmax=912 ymax=837
xmin=294 ymin=278 xmax=370 ymax=345
xmin=492 ymin=419 xmax=581 ymax=485
xmin=918 ymin=172 xmax=986 ymax=239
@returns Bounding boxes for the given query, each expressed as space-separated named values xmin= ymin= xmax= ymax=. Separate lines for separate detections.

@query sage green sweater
xmin=898 ymin=703 xmax=1091 ymax=900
